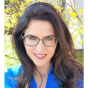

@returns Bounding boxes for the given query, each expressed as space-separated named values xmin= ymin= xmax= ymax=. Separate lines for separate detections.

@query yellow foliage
xmin=54 ymin=5 xmax=58 ymax=9
xmin=55 ymin=5 xmax=61 ymax=12
xmin=18 ymin=12 xmax=22 ymax=17
xmin=4 ymin=18 xmax=9 ymax=23
xmin=69 ymin=52 xmax=71 ymax=55
xmin=5 ymin=9 xmax=9 ymax=13
xmin=9 ymin=0 xmax=14 ymax=4
xmin=67 ymin=7 xmax=70 ymax=11
xmin=5 ymin=23 xmax=11 ymax=28
xmin=5 ymin=32 xmax=9 ymax=36
xmin=79 ymin=1 xmax=81 ymax=3
xmin=79 ymin=29 xmax=84 ymax=35
xmin=78 ymin=9 xmax=83 ymax=13
xmin=72 ymin=35 xmax=76 ymax=39
xmin=11 ymin=20 xmax=15 ymax=25
xmin=69 ymin=11 xmax=77 ymax=18
xmin=4 ymin=0 xmax=84 ymax=45
xmin=80 ymin=24 xmax=84 ymax=28
xmin=63 ymin=10 xmax=67 ymax=14
xmin=79 ymin=39 xmax=84 ymax=44
xmin=17 ymin=1 xmax=19 ymax=4
xmin=13 ymin=17 xmax=17 ymax=22
xmin=25 ymin=0 xmax=33 ymax=2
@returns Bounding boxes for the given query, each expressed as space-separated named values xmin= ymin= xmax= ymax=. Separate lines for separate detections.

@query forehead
xmin=24 ymin=20 xmax=55 ymax=38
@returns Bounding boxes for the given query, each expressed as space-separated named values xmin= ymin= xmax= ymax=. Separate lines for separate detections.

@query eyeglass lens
xmin=24 ymin=35 xmax=57 ymax=46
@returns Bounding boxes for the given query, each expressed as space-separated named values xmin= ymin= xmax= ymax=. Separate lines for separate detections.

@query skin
xmin=24 ymin=20 xmax=57 ymax=76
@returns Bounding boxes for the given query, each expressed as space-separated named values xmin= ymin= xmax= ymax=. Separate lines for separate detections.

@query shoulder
xmin=4 ymin=65 xmax=21 ymax=88
xmin=5 ymin=65 xmax=21 ymax=77
xmin=76 ymin=74 xmax=84 ymax=88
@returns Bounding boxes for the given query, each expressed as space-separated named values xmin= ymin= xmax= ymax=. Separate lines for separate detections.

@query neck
xmin=34 ymin=62 xmax=51 ymax=77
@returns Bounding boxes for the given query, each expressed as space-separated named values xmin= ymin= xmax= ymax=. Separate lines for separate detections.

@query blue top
xmin=4 ymin=65 xmax=83 ymax=88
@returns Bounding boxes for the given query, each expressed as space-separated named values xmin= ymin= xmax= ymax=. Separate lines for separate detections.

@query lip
xmin=34 ymin=53 xmax=47 ymax=59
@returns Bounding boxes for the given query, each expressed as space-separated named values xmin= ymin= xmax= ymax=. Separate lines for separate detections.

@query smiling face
xmin=24 ymin=20 xmax=57 ymax=67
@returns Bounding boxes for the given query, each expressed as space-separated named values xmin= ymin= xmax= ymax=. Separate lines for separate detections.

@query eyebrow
xmin=24 ymin=34 xmax=56 ymax=38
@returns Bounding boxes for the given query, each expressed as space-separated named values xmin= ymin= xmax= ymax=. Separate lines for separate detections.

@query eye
xmin=28 ymin=36 xmax=37 ymax=40
xmin=45 ymin=37 xmax=53 ymax=41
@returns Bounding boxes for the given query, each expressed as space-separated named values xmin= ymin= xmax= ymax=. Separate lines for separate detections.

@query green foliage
xmin=5 ymin=0 xmax=9 ymax=8
xmin=4 ymin=56 xmax=20 ymax=72
xmin=4 ymin=34 xmax=17 ymax=58
xmin=5 ymin=0 xmax=9 ymax=5
xmin=4 ymin=35 xmax=20 ymax=71
xmin=76 ymin=52 xmax=83 ymax=65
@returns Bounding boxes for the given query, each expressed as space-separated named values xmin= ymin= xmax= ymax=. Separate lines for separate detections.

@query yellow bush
xmin=4 ymin=0 xmax=84 ymax=46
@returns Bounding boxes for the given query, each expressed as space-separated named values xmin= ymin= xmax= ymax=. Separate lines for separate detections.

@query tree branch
xmin=62 ymin=0 xmax=83 ymax=24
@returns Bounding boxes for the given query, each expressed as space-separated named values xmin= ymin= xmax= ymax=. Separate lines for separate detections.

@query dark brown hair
xmin=12 ymin=2 xmax=83 ymax=88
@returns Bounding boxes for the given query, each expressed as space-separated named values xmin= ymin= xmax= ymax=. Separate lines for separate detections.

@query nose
xmin=36 ymin=40 xmax=45 ymax=52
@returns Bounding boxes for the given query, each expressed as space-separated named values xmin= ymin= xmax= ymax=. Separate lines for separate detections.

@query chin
xmin=35 ymin=63 xmax=45 ymax=67
xmin=33 ymin=61 xmax=46 ymax=67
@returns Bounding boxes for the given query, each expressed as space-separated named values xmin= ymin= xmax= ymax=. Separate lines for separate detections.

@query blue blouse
xmin=4 ymin=65 xmax=83 ymax=88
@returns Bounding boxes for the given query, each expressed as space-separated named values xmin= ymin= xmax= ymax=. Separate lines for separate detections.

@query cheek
xmin=24 ymin=44 xmax=34 ymax=55
xmin=47 ymin=46 xmax=57 ymax=55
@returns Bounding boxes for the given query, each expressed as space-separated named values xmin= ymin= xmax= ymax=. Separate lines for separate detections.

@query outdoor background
xmin=4 ymin=0 xmax=84 ymax=72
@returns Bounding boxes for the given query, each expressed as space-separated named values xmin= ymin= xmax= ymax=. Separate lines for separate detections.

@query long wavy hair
xmin=12 ymin=2 xmax=83 ymax=88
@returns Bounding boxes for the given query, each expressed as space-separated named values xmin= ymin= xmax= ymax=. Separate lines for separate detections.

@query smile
xmin=34 ymin=53 xmax=47 ymax=59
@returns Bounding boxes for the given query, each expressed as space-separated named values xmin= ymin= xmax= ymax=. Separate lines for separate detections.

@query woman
xmin=5 ymin=2 xmax=83 ymax=88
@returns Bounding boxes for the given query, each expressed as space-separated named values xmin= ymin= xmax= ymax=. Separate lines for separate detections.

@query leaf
xmin=9 ymin=0 xmax=14 ymax=4
xmin=67 ymin=7 xmax=70 ymax=11
xmin=69 ymin=11 xmax=77 ymax=18
xmin=69 ymin=52 xmax=71 ymax=55
xmin=77 ymin=9 xmax=84 ymax=14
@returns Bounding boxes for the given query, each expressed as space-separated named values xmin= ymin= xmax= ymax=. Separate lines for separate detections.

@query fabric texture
xmin=4 ymin=65 xmax=83 ymax=88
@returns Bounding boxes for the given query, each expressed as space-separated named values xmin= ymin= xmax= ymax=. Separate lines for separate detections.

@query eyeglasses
xmin=21 ymin=35 xmax=58 ymax=47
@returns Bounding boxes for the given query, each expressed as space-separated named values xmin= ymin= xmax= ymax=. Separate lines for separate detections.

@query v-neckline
xmin=30 ymin=65 xmax=62 ymax=88
xmin=30 ymin=65 xmax=53 ymax=88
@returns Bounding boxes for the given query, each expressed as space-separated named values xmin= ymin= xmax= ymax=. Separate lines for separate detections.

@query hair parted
xmin=12 ymin=1 xmax=83 ymax=88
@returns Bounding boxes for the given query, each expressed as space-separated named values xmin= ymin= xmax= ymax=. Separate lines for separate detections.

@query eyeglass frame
xmin=21 ymin=34 xmax=58 ymax=47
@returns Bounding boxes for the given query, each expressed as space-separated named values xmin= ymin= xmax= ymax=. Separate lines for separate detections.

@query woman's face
xmin=24 ymin=20 xmax=57 ymax=67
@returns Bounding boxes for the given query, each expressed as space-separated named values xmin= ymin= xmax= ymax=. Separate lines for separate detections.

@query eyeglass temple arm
xmin=21 ymin=35 xmax=24 ymax=39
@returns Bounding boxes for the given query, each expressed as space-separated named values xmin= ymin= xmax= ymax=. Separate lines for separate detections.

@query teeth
xmin=36 ymin=54 xmax=45 ymax=57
